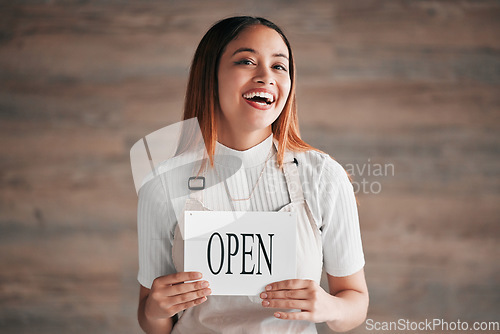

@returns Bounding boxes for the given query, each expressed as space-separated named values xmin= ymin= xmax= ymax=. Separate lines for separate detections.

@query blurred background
xmin=0 ymin=0 xmax=498 ymax=333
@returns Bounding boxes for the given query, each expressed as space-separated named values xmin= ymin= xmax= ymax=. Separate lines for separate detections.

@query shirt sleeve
xmin=318 ymin=157 xmax=365 ymax=277
xmin=137 ymin=175 xmax=177 ymax=289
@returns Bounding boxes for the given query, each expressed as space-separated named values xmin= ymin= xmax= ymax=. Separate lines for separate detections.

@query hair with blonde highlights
xmin=182 ymin=16 xmax=319 ymax=167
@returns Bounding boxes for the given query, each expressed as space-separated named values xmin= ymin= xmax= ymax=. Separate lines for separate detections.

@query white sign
xmin=184 ymin=210 xmax=297 ymax=296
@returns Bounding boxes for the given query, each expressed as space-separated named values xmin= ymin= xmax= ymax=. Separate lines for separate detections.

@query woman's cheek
xmin=280 ymin=85 xmax=291 ymax=109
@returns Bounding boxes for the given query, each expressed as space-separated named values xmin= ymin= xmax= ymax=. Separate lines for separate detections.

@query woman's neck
xmin=217 ymin=126 xmax=272 ymax=151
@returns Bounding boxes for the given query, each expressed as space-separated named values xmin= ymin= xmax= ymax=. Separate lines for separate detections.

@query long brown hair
xmin=182 ymin=16 xmax=319 ymax=167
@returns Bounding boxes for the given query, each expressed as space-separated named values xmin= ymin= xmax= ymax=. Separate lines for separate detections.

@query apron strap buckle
xmin=188 ymin=176 xmax=205 ymax=190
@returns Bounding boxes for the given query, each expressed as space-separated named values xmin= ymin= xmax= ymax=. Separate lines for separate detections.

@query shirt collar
xmin=214 ymin=133 xmax=274 ymax=168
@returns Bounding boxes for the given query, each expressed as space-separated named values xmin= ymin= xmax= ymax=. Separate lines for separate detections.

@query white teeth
xmin=243 ymin=91 xmax=275 ymax=103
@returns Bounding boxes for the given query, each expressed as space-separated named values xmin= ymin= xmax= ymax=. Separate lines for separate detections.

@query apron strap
xmin=273 ymin=139 xmax=305 ymax=204
xmin=277 ymin=141 xmax=304 ymax=204
xmin=188 ymin=182 xmax=204 ymax=203
xmin=188 ymin=158 xmax=206 ymax=203
xmin=283 ymin=158 xmax=305 ymax=204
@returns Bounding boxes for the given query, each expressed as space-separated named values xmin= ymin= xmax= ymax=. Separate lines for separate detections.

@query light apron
xmin=171 ymin=142 xmax=323 ymax=333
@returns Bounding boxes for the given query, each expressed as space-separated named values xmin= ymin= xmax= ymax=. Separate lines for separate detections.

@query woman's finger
xmin=273 ymin=311 xmax=310 ymax=321
xmin=154 ymin=272 xmax=203 ymax=287
xmin=261 ymin=298 xmax=311 ymax=311
xmin=163 ymin=280 xmax=210 ymax=297
xmin=260 ymin=289 xmax=309 ymax=300
xmin=168 ymin=296 xmax=208 ymax=314
xmin=265 ymin=279 xmax=313 ymax=292
xmin=169 ymin=287 xmax=212 ymax=306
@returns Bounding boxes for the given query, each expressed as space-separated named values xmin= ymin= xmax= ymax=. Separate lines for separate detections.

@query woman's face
xmin=217 ymin=24 xmax=291 ymax=138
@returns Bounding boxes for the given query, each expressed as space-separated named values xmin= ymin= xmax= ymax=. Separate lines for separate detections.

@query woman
xmin=136 ymin=16 xmax=368 ymax=333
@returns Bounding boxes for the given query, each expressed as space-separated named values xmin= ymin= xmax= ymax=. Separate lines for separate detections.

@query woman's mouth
xmin=242 ymin=90 xmax=276 ymax=110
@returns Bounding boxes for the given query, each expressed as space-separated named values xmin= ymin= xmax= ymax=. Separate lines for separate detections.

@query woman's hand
xmin=259 ymin=279 xmax=341 ymax=322
xmin=260 ymin=270 xmax=369 ymax=332
xmin=144 ymin=271 xmax=212 ymax=321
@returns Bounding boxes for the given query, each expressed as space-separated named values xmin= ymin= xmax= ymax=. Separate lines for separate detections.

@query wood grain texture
xmin=0 ymin=1 xmax=499 ymax=333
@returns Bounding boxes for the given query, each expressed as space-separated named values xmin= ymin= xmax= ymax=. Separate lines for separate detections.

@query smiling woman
xmin=136 ymin=16 xmax=368 ymax=334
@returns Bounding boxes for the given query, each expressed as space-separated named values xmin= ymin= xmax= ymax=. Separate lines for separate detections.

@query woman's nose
xmin=253 ymin=66 xmax=276 ymax=85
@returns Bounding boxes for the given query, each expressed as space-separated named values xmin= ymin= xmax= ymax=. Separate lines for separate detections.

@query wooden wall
xmin=0 ymin=1 xmax=499 ymax=333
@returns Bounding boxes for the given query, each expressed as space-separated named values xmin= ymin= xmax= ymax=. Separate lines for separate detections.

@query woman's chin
xmin=244 ymin=114 xmax=281 ymax=132
xmin=240 ymin=121 xmax=274 ymax=135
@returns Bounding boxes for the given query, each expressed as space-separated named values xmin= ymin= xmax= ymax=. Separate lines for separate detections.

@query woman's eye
xmin=273 ymin=64 xmax=287 ymax=72
xmin=235 ymin=59 xmax=254 ymax=65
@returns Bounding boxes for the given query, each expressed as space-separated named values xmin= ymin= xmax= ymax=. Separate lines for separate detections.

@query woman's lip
xmin=244 ymin=98 xmax=274 ymax=110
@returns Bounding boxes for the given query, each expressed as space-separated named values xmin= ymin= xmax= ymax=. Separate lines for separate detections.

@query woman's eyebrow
xmin=232 ymin=47 xmax=255 ymax=56
xmin=273 ymin=52 xmax=289 ymax=61
xmin=232 ymin=47 xmax=289 ymax=60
